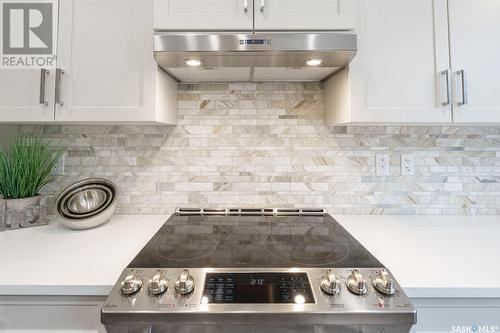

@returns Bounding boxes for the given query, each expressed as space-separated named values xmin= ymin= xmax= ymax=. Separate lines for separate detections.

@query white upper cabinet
xmin=327 ymin=0 xmax=500 ymax=124
xmin=154 ymin=0 xmax=253 ymax=31
xmin=0 ymin=69 xmax=55 ymax=123
xmin=254 ymin=0 xmax=354 ymax=31
xmin=0 ymin=0 xmax=58 ymax=124
xmin=1 ymin=0 xmax=176 ymax=124
xmin=55 ymin=0 xmax=177 ymax=123
xmin=153 ymin=0 xmax=354 ymax=31
xmin=448 ymin=0 xmax=500 ymax=123
xmin=326 ymin=0 xmax=452 ymax=124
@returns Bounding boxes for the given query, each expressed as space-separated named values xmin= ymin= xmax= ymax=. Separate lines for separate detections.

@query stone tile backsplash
xmin=19 ymin=82 xmax=500 ymax=215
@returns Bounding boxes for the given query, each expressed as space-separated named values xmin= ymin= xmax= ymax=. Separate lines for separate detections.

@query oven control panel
xmin=202 ymin=272 xmax=315 ymax=304
xmin=102 ymin=267 xmax=416 ymax=322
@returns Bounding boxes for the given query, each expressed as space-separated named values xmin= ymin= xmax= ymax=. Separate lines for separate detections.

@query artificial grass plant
xmin=0 ymin=136 xmax=63 ymax=199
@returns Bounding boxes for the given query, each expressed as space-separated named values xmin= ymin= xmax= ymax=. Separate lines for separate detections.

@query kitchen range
xmin=101 ymin=208 xmax=416 ymax=333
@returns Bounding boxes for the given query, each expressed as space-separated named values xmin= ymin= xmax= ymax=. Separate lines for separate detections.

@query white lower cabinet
xmin=411 ymin=298 xmax=500 ymax=333
xmin=0 ymin=296 xmax=107 ymax=333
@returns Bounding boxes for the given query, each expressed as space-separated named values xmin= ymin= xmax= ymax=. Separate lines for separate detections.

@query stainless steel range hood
xmin=153 ymin=32 xmax=357 ymax=83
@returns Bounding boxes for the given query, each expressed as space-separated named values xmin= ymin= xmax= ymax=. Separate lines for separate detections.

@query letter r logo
xmin=2 ymin=2 xmax=53 ymax=54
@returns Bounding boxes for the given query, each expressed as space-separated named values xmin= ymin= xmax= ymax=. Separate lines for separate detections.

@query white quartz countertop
xmin=1 ymin=214 xmax=499 ymax=298
xmin=0 ymin=215 xmax=167 ymax=296
xmin=335 ymin=215 xmax=500 ymax=298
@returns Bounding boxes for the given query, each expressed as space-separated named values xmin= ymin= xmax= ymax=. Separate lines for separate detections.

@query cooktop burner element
xmin=264 ymin=232 xmax=349 ymax=266
xmin=102 ymin=208 xmax=416 ymax=333
xmin=155 ymin=226 xmax=221 ymax=261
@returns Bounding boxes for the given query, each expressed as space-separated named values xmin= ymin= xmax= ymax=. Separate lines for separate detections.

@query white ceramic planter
xmin=0 ymin=195 xmax=47 ymax=232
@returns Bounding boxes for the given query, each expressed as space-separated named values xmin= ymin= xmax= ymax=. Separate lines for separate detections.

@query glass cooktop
xmin=128 ymin=214 xmax=382 ymax=268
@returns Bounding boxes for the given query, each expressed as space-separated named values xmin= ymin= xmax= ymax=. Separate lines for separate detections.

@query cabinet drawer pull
xmin=243 ymin=0 xmax=248 ymax=13
xmin=456 ymin=69 xmax=467 ymax=106
xmin=55 ymin=68 xmax=65 ymax=106
xmin=440 ymin=69 xmax=451 ymax=106
xmin=260 ymin=0 xmax=265 ymax=13
xmin=39 ymin=68 xmax=49 ymax=105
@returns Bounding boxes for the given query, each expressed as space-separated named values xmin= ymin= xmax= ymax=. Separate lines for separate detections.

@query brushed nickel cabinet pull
xmin=39 ymin=68 xmax=49 ymax=105
xmin=456 ymin=69 xmax=467 ymax=106
xmin=440 ymin=69 xmax=451 ymax=106
xmin=55 ymin=68 xmax=65 ymax=106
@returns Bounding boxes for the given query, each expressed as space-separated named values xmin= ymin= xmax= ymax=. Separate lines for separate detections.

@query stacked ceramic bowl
xmin=56 ymin=178 xmax=118 ymax=230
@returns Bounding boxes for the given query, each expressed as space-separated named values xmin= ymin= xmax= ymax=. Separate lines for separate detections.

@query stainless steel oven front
xmin=102 ymin=267 xmax=415 ymax=333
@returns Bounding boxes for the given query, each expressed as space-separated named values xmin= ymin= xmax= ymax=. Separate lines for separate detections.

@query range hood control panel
xmin=238 ymin=37 xmax=272 ymax=48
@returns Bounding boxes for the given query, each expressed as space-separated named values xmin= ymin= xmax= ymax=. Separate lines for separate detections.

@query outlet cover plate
xmin=375 ymin=153 xmax=390 ymax=176
xmin=401 ymin=153 xmax=415 ymax=176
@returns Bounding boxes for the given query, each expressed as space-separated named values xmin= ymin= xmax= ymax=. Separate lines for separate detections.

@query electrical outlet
xmin=400 ymin=153 xmax=415 ymax=176
xmin=52 ymin=153 xmax=65 ymax=176
xmin=375 ymin=154 xmax=390 ymax=176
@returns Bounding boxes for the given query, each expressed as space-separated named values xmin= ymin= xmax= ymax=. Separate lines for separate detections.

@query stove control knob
xmin=346 ymin=269 xmax=368 ymax=295
xmin=320 ymin=269 xmax=341 ymax=295
xmin=148 ymin=270 xmax=169 ymax=295
xmin=174 ymin=269 xmax=195 ymax=295
xmin=373 ymin=269 xmax=396 ymax=296
xmin=120 ymin=270 xmax=143 ymax=295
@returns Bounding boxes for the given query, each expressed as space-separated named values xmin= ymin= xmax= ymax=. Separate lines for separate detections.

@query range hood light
xmin=184 ymin=58 xmax=203 ymax=67
xmin=305 ymin=58 xmax=324 ymax=66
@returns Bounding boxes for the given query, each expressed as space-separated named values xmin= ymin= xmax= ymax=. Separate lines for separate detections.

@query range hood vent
xmin=154 ymin=32 xmax=357 ymax=83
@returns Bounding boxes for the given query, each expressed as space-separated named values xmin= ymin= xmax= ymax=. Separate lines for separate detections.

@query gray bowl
xmin=55 ymin=178 xmax=118 ymax=230
xmin=59 ymin=184 xmax=113 ymax=219
xmin=67 ymin=187 xmax=108 ymax=214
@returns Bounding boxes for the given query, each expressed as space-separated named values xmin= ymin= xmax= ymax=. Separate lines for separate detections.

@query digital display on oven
xmin=239 ymin=39 xmax=269 ymax=45
xmin=201 ymin=273 xmax=315 ymax=304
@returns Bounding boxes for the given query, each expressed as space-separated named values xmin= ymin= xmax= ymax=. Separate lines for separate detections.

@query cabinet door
xmin=449 ymin=0 xmax=500 ymax=123
xmin=55 ymin=0 xmax=160 ymax=122
xmin=411 ymin=298 xmax=500 ymax=333
xmin=346 ymin=0 xmax=452 ymax=123
xmin=154 ymin=0 xmax=253 ymax=31
xmin=0 ymin=69 xmax=55 ymax=123
xmin=254 ymin=0 xmax=354 ymax=31
xmin=0 ymin=295 xmax=106 ymax=332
